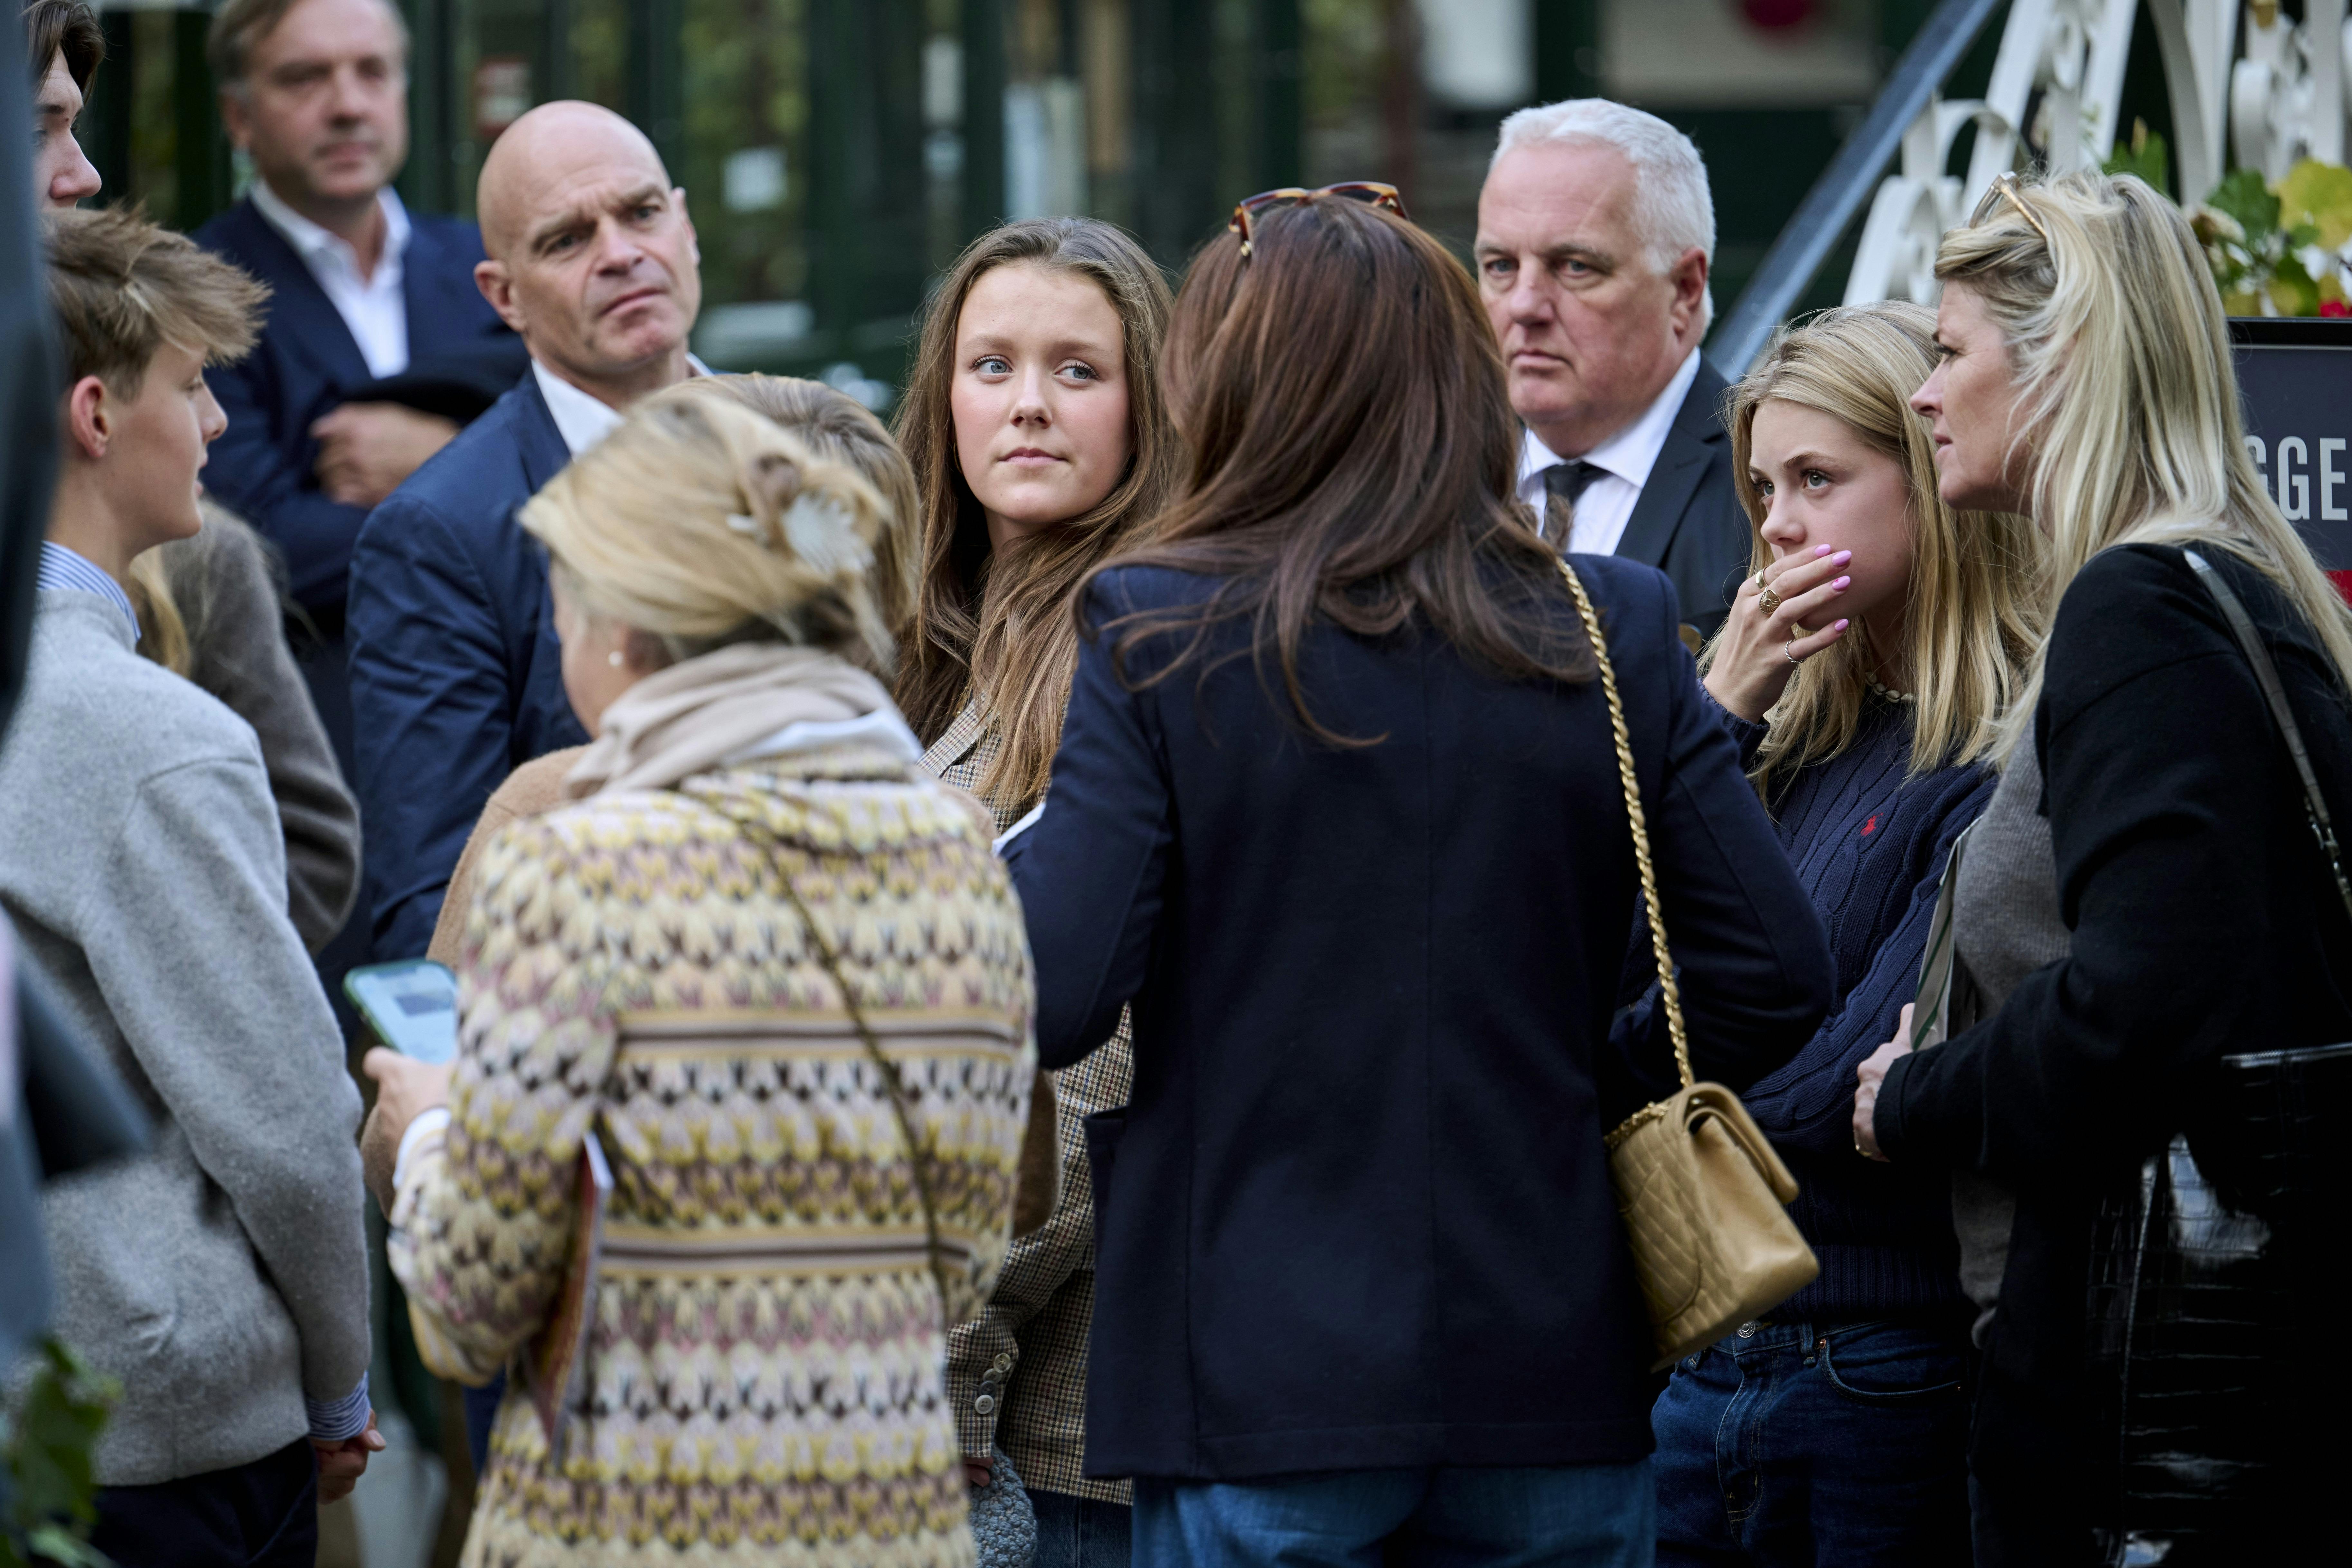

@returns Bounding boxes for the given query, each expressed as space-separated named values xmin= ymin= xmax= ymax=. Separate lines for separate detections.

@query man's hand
xmin=313 ymin=1407 xmax=386 ymax=1505
xmin=311 ymin=402 xmax=459 ymax=509
xmin=1853 ymin=1003 xmax=1915 ymax=1162
xmin=963 ymin=1456 xmax=993 ymax=1488
xmin=360 ymin=1047 xmax=453 ymax=1213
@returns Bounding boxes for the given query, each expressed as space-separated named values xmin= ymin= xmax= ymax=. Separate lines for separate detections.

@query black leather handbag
xmin=2085 ymin=551 xmax=2352 ymax=1567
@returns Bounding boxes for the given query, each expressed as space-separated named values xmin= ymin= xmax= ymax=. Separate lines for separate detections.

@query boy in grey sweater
xmin=0 ymin=207 xmax=376 ymax=1566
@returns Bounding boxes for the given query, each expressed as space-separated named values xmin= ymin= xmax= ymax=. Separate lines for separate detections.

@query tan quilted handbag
xmin=1558 ymin=560 xmax=1820 ymax=1371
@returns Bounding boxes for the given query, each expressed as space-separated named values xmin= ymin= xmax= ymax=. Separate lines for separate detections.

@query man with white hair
xmin=1476 ymin=99 xmax=1747 ymax=639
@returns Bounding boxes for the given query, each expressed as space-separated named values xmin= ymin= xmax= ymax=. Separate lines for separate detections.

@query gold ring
xmin=1757 ymin=586 xmax=1783 ymax=615
xmin=1754 ymin=569 xmax=1769 ymax=593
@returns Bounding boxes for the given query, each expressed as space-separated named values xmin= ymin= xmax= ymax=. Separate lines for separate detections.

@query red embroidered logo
xmin=1861 ymin=814 xmax=1879 ymax=837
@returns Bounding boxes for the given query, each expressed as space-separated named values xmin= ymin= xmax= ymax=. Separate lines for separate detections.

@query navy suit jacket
xmin=346 ymin=374 xmax=588 ymax=960
xmin=1006 ymin=554 xmax=1834 ymax=1482
xmin=1613 ymin=357 xmax=1749 ymax=640
xmin=195 ymin=198 xmax=517 ymax=619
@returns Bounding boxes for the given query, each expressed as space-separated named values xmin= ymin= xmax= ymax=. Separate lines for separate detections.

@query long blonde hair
xmin=521 ymin=387 xmax=897 ymax=670
xmin=1717 ymin=303 xmax=2044 ymax=793
xmin=1936 ymin=170 xmax=2352 ymax=753
xmin=893 ymin=218 xmax=1181 ymax=812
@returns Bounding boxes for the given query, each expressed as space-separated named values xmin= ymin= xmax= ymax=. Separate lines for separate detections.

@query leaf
xmin=2271 ymin=250 xmax=2322 ymax=315
xmin=3 ymin=1339 xmax=118 ymax=1567
xmin=2208 ymin=167 xmax=2282 ymax=244
xmin=2103 ymin=126 xmax=2171 ymax=194
xmin=2279 ymin=158 xmax=2352 ymax=250
xmin=20 ymin=1525 xmax=109 ymax=1568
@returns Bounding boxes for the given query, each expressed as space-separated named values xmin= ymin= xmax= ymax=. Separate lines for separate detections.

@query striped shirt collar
xmin=36 ymin=541 xmax=139 ymax=644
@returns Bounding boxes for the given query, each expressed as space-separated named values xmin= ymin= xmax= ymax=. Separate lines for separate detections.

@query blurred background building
xmin=85 ymin=0 xmax=2100 ymax=403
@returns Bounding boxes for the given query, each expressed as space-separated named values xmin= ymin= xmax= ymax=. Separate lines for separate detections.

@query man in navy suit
xmin=195 ymin=0 xmax=517 ymax=695
xmin=349 ymin=100 xmax=703 ymax=969
xmin=1475 ymin=99 xmax=1748 ymax=641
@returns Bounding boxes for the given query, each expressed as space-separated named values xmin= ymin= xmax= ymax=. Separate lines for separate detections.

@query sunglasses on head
xmin=1228 ymin=182 xmax=1409 ymax=259
xmin=1972 ymin=171 xmax=2051 ymax=245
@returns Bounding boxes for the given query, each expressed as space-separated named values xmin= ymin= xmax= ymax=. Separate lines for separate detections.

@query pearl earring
xmin=607 ymin=650 xmax=625 ymax=668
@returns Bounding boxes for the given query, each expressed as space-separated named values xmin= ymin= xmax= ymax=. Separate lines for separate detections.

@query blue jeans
xmin=1132 ymin=1461 xmax=1654 ymax=1568
xmin=1651 ymin=1317 xmax=1969 ymax=1567
xmin=1032 ymin=1488 xmax=1133 ymax=1568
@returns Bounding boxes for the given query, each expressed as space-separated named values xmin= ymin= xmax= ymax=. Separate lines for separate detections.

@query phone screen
xmin=343 ymin=960 xmax=459 ymax=1064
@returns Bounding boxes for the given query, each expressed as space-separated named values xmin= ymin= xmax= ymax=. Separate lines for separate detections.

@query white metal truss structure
xmin=1845 ymin=0 xmax=2352 ymax=305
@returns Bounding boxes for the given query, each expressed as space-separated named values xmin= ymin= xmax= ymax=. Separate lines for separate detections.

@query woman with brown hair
xmin=1000 ymin=190 xmax=1832 ymax=1563
xmin=895 ymin=218 xmax=1178 ymax=1566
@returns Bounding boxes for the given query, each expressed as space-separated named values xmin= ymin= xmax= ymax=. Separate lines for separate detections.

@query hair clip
xmin=782 ymin=492 xmax=873 ymax=575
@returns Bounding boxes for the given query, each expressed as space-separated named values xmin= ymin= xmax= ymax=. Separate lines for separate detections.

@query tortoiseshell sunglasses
xmin=1228 ymin=182 xmax=1409 ymax=259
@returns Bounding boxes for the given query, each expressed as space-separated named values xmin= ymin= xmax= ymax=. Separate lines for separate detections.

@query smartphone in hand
xmin=343 ymin=959 xmax=458 ymax=1064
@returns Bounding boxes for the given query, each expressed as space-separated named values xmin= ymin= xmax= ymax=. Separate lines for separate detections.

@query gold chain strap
xmin=715 ymin=801 xmax=957 ymax=1319
xmin=1556 ymin=561 xmax=1692 ymax=1094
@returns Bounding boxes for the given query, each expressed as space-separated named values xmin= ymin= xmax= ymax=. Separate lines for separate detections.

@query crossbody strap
xmin=2182 ymin=549 xmax=2352 ymax=927
xmin=707 ymin=797 xmax=957 ymax=1318
xmin=1556 ymin=560 xmax=1693 ymax=1093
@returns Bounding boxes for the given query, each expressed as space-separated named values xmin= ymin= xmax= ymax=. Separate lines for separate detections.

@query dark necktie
xmin=1542 ymin=460 xmax=1604 ymax=548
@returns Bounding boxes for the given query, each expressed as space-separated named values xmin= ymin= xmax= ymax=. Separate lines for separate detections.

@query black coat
xmin=1005 ymin=553 xmax=1834 ymax=1483
xmin=193 ymin=198 xmax=521 ymax=619
xmin=1877 ymin=544 xmax=2352 ymax=1561
xmin=1613 ymin=358 xmax=1750 ymax=641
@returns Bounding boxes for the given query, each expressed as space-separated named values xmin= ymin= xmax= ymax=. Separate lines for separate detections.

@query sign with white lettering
xmin=2233 ymin=318 xmax=2352 ymax=593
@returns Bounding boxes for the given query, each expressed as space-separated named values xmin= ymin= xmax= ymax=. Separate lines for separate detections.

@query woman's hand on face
xmin=1702 ymin=545 xmax=1854 ymax=724
xmin=1852 ymin=1003 xmax=1913 ymax=1162
xmin=360 ymin=1047 xmax=454 ymax=1213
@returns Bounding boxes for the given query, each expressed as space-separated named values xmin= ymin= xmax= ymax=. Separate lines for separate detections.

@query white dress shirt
xmin=531 ymin=354 xmax=714 ymax=458
xmin=249 ymin=180 xmax=412 ymax=379
xmin=1515 ymin=346 xmax=1703 ymax=557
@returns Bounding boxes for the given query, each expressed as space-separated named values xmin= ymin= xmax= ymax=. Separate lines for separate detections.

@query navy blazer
xmin=1005 ymin=553 xmax=1834 ymax=1482
xmin=1613 ymin=357 xmax=1749 ymax=641
xmin=195 ymin=198 xmax=517 ymax=618
xmin=346 ymin=374 xmax=588 ymax=961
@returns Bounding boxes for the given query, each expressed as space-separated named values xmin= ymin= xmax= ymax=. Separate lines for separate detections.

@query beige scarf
xmin=564 ymin=643 xmax=908 ymax=798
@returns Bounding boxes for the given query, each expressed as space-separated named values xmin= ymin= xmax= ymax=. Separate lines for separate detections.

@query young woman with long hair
xmin=897 ymin=217 xmax=1179 ymax=1566
xmin=998 ymin=190 xmax=1833 ymax=1564
xmin=1854 ymin=170 xmax=2352 ymax=1560
xmin=1650 ymin=304 xmax=2042 ymax=1566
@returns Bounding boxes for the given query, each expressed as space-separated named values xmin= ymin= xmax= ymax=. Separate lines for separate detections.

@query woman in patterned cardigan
xmin=359 ymin=387 xmax=1036 ymax=1567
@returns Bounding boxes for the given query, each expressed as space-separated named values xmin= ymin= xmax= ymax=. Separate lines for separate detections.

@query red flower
xmin=2322 ymin=299 xmax=2350 ymax=318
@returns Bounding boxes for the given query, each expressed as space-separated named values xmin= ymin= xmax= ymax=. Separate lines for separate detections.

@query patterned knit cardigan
xmin=388 ymin=745 xmax=1036 ymax=1567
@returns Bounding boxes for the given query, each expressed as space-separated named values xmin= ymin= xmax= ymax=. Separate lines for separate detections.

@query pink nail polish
xmin=1832 ymin=550 xmax=1853 ymax=563
xmin=1815 ymin=544 xmax=1832 ymax=556
xmin=1833 ymin=576 xmax=1850 ymax=589
xmin=1834 ymin=619 xmax=1849 ymax=631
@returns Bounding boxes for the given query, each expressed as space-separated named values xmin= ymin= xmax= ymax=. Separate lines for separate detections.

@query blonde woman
xmin=359 ymin=388 xmax=1034 ymax=1567
xmin=1646 ymin=304 xmax=2041 ymax=1566
xmin=1855 ymin=172 xmax=2352 ymax=1559
xmin=895 ymin=217 xmax=1179 ymax=1563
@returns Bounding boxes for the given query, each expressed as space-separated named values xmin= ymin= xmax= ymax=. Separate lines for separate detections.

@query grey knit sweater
xmin=0 ymin=590 xmax=370 ymax=1484
xmin=1944 ymin=743 xmax=2068 ymax=1343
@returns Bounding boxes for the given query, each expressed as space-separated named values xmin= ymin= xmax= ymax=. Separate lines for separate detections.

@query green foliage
xmin=1 ymin=1340 xmax=118 ymax=1568
xmin=2193 ymin=159 xmax=2352 ymax=317
xmin=2207 ymin=167 xmax=2281 ymax=240
xmin=2102 ymin=119 xmax=2170 ymax=196
xmin=2281 ymin=159 xmax=2352 ymax=250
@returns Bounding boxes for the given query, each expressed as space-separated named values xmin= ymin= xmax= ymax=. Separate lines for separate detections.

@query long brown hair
xmin=893 ymin=218 xmax=1180 ymax=809
xmin=1097 ymin=195 xmax=1592 ymax=741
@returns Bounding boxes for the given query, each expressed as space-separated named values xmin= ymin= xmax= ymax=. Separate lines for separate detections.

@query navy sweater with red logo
xmin=1715 ymin=691 xmax=1995 ymax=1321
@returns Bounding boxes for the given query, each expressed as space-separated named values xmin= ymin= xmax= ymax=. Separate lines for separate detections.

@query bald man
xmin=347 ymin=101 xmax=705 ymax=968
